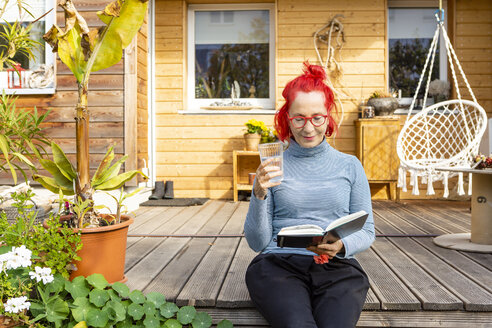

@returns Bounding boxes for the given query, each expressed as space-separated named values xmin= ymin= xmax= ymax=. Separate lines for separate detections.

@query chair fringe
xmin=457 ymin=172 xmax=465 ymax=195
xmin=468 ymin=173 xmax=472 ymax=195
xmin=426 ymin=172 xmax=435 ymax=195
xmin=412 ymin=172 xmax=420 ymax=195
xmin=442 ymin=171 xmax=449 ymax=198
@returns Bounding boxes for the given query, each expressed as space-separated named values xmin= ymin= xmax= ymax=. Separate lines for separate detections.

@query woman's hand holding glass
xmin=253 ymin=158 xmax=283 ymax=200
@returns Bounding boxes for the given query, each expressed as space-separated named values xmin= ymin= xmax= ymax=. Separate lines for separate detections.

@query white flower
xmin=5 ymin=245 xmax=32 ymax=269
xmin=29 ymin=267 xmax=54 ymax=284
xmin=3 ymin=296 xmax=31 ymax=313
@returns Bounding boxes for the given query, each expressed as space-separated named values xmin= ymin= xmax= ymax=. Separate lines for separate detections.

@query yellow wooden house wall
xmin=152 ymin=0 xmax=491 ymax=200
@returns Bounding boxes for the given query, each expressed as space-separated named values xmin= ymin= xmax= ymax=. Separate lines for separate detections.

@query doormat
xmin=140 ymin=198 xmax=209 ymax=207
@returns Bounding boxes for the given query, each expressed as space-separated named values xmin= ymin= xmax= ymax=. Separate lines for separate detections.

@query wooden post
xmin=125 ymin=37 xmax=138 ymax=186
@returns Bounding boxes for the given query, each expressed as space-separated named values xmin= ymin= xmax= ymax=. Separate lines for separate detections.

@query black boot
xmin=149 ymin=181 xmax=165 ymax=200
xmin=163 ymin=181 xmax=174 ymax=199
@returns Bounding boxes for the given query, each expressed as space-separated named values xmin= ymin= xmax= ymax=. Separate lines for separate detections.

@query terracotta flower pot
xmin=44 ymin=214 xmax=133 ymax=283
xmin=244 ymin=133 xmax=261 ymax=151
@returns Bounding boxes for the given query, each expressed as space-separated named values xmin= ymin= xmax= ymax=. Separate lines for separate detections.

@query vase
xmin=244 ymin=133 xmax=261 ymax=151
xmin=367 ymin=97 xmax=399 ymax=116
xmin=44 ymin=214 xmax=133 ymax=283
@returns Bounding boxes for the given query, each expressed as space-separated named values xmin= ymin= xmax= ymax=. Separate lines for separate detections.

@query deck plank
xmin=416 ymin=238 xmax=492 ymax=293
xmin=127 ymin=207 xmax=185 ymax=248
xmin=375 ymin=201 xmax=452 ymax=234
xmin=125 ymin=201 xmax=225 ymax=290
xmin=356 ymin=248 xmax=420 ymax=310
xmin=461 ymin=252 xmax=492 ymax=271
xmin=142 ymin=202 xmax=240 ymax=301
xmin=372 ymin=238 xmax=463 ymax=310
xmin=398 ymin=203 xmax=468 ymax=233
xmin=389 ymin=237 xmax=492 ymax=311
xmin=217 ymin=237 xmax=257 ymax=308
xmin=204 ymin=308 xmax=492 ymax=327
xmin=125 ymin=205 xmax=202 ymax=269
xmin=175 ymin=202 xmax=249 ymax=307
xmin=364 ymin=288 xmax=381 ymax=310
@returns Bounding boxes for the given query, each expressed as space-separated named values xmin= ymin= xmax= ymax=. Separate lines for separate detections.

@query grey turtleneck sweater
xmin=244 ymin=139 xmax=375 ymax=258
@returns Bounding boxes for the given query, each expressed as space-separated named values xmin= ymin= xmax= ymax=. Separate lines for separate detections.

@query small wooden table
xmin=433 ymin=167 xmax=492 ymax=253
xmin=232 ymin=150 xmax=260 ymax=202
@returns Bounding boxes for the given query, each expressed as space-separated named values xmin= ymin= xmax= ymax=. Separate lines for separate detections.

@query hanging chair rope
xmin=397 ymin=8 xmax=488 ymax=197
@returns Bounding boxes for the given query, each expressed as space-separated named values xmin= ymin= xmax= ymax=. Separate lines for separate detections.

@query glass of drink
xmin=258 ymin=142 xmax=284 ymax=182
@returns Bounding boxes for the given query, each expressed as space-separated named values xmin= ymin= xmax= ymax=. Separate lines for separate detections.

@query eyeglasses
xmin=287 ymin=114 xmax=328 ymax=128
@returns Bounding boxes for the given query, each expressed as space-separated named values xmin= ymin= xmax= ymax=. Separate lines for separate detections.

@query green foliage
xmin=0 ymin=92 xmax=50 ymax=184
xmin=28 ymin=273 xmax=234 ymax=328
xmin=368 ymin=90 xmax=393 ymax=99
xmin=43 ymin=0 xmax=148 ymax=84
xmin=0 ymin=190 xmax=82 ymax=279
xmin=0 ymin=0 xmax=43 ymax=71
xmin=244 ymin=119 xmax=268 ymax=135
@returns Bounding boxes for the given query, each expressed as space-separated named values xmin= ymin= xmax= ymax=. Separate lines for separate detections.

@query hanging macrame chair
xmin=396 ymin=9 xmax=488 ymax=198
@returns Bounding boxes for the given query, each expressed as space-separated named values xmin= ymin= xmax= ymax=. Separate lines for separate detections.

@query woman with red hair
xmin=244 ymin=62 xmax=374 ymax=327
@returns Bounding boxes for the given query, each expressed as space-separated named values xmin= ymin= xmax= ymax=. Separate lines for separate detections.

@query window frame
xmin=387 ymin=0 xmax=448 ymax=110
xmin=1 ymin=0 xmax=56 ymax=95
xmin=186 ymin=3 xmax=276 ymax=114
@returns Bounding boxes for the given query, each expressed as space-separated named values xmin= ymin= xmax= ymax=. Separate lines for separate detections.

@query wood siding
xmin=137 ymin=12 xmax=149 ymax=183
xmin=153 ymin=0 xmax=491 ymax=200
xmin=1 ymin=0 xmax=144 ymax=185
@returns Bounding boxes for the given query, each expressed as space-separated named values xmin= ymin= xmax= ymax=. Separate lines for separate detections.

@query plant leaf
xmin=127 ymin=303 xmax=144 ymax=321
xmin=191 ymin=312 xmax=213 ymax=328
xmin=95 ymin=170 xmax=144 ymax=191
xmin=129 ymin=290 xmax=146 ymax=304
xmin=86 ymin=273 xmax=109 ymax=290
xmin=91 ymin=0 xmax=149 ymax=72
xmin=177 ymin=306 xmax=196 ymax=325
xmin=92 ymin=154 xmax=128 ymax=187
xmin=86 ymin=308 xmax=109 ymax=328
xmin=45 ymin=298 xmax=70 ymax=322
xmin=51 ymin=142 xmax=77 ymax=180
xmin=104 ymin=300 xmax=126 ymax=322
xmin=32 ymin=174 xmax=75 ymax=195
xmin=91 ymin=146 xmax=114 ymax=186
xmin=89 ymin=289 xmax=110 ymax=307
xmin=39 ymin=158 xmax=74 ymax=191
xmin=112 ymin=282 xmax=130 ymax=298
xmin=164 ymin=319 xmax=182 ymax=328
xmin=216 ymin=319 xmax=234 ymax=328
xmin=12 ymin=152 xmax=34 ymax=167
xmin=143 ymin=314 xmax=161 ymax=328
xmin=160 ymin=302 xmax=179 ymax=319
xmin=65 ymin=278 xmax=90 ymax=299
xmin=146 ymin=292 xmax=166 ymax=309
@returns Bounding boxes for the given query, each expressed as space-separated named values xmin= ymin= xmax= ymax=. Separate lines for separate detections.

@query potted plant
xmin=367 ymin=90 xmax=399 ymax=116
xmin=244 ymin=119 xmax=268 ymax=151
xmin=33 ymin=142 xmax=146 ymax=283
xmin=32 ymin=0 xmax=149 ymax=283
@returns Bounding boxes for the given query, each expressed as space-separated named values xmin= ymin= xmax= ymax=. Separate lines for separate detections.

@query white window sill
xmin=179 ymin=108 xmax=276 ymax=115
xmin=2 ymin=88 xmax=56 ymax=95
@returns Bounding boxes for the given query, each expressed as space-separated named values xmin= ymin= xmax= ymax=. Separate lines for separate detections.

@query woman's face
xmin=288 ymin=91 xmax=328 ymax=148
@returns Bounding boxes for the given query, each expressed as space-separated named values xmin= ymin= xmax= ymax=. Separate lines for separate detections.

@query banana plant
xmin=42 ymin=0 xmax=148 ymax=201
xmin=33 ymin=142 xmax=146 ymax=228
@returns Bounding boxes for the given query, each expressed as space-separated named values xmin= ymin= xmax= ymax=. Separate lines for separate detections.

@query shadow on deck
xmin=124 ymin=200 xmax=492 ymax=327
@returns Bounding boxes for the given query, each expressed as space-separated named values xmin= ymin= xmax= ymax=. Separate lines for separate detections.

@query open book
xmin=276 ymin=210 xmax=368 ymax=248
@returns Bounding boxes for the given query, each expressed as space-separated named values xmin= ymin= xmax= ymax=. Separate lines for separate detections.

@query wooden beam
xmin=125 ymin=38 xmax=138 ymax=186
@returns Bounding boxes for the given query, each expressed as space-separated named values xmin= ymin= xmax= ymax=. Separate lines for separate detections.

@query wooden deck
xmin=124 ymin=200 xmax=492 ymax=327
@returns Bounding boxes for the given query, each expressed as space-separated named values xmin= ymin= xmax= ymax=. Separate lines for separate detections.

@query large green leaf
xmin=0 ymin=134 xmax=16 ymax=184
xmin=45 ymin=298 xmax=70 ymax=322
xmin=95 ymin=170 xmax=144 ymax=191
xmin=43 ymin=0 xmax=91 ymax=83
xmin=86 ymin=308 xmax=109 ymax=328
xmin=191 ymin=312 xmax=212 ymax=328
xmin=177 ymin=306 xmax=196 ymax=325
xmin=91 ymin=146 xmax=115 ymax=187
xmin=51 ymin=142 xmax=77 ymax=180
xmin=91 ymin=0 xmax=149 ymax=72
xmin=39 ymin=158 xmax=74 ymax=191
xmin=87 ymin=273 xmax=109 ymax=290
xmin=92 ymin=154 xmax=128 ymax=188
xmin=32 ymin=174 xmax=75 ymax=195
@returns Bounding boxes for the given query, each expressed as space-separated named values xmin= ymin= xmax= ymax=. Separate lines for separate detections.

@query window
xmin=0 ymin=0 xmax=56 ymax=94
xmin=187 ymin=4 xmax=275 ymax=112
xmin=388 ymin=1 xmax=447 ymax=108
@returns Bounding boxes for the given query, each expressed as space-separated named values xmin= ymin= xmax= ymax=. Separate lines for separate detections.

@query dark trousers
xmin=245 ymin=253 xmax=369 ymax=328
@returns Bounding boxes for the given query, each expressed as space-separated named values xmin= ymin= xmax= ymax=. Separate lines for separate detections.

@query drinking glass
xmin=258 ymin=142 xmax=283 ymax=182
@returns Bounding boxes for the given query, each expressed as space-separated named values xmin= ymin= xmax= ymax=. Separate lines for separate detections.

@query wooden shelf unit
xmin=355 ymin=117 xmax=400 ymax=200
xmin=233 ymin=150 xmax=260 ymax=202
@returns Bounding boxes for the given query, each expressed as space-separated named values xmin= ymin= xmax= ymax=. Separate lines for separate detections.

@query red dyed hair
xmin=274 ymin=62 xmax=337 ymax=142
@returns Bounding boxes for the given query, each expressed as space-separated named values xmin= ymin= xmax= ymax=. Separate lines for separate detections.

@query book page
xmin=324 ymin=210 xmax=367 ymax=232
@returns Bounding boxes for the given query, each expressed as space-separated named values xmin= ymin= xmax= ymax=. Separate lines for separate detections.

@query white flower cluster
xmin=0 ymin=245 xmax=32 ymax=272
xmin=1 ymin=245 xmax=55 ymax=314
xmin=3 ymin=296 xmax=31 ymax=314
xmin=29 ymin=266 xmax=54 ymax=284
